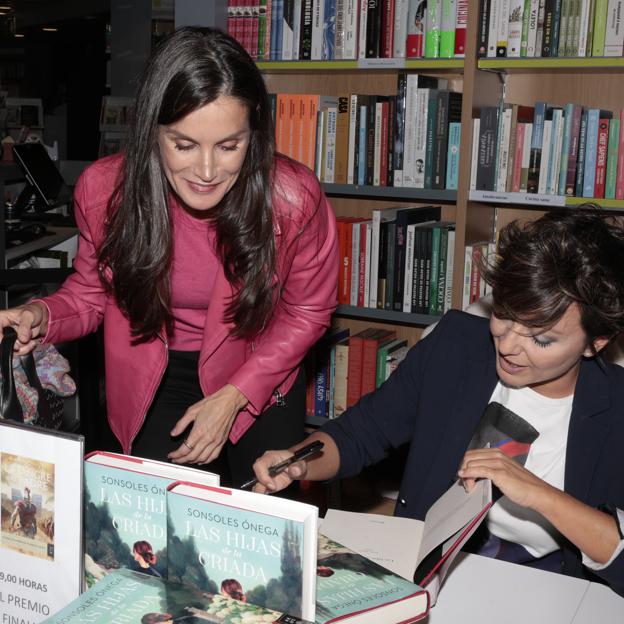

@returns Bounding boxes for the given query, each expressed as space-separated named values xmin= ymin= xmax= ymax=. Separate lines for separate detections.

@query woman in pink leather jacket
xmin=0 ymin=27 xmax=338 ymax=486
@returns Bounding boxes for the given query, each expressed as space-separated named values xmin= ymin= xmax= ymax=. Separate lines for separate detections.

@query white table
xmin=426 ymin=553 xmax=624 ymax=624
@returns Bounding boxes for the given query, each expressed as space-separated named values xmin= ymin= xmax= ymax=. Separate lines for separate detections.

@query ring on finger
xmin=183 ymin=439 xmax=194 ymax=451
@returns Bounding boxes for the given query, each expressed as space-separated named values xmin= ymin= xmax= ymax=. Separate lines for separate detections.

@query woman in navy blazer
xmin=253 ymin=207 xmax=624 ymax=596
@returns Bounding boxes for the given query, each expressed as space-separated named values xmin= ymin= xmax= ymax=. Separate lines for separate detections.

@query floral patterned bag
xmin=0 ymin=326 xmax=76 ymax=430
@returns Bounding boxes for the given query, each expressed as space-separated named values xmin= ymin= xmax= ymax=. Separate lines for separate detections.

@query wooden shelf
xmin=324 ymin=184 xmax=457 ymax=201
xmin=478 ymin=57 xmax=624 ymax=72
xmin=469 ymin=190 xmax=624 ymax=212
xmin=335 ymin=304 xmax=440 ymax=326
xmin=257 ymin=59 xmax=465 ymax=72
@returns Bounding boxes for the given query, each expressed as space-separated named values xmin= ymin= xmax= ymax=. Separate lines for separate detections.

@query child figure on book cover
xmin=252 ymin=207 xmax=624 ymax=597
xmin=1 ymin=453 xmax=55 ymax=561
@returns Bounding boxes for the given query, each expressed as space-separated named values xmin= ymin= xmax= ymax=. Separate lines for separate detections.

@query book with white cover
xmin=167 ymin=480 xmax=318 ymax=621
xmin=321 ymin=478 xmax=492 ymax=602
xmin=0 ymin=419 xmax=83 ymax=623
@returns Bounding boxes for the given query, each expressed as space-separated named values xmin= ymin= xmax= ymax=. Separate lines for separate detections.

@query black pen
xmin=239 ymin=440 xmax=324 ymax=490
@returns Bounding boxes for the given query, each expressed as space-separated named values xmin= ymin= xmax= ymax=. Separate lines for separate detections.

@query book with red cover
xmin=346 ymin=328 xmax=378 ymax=407
xmin=594 ymin=116 xmax=611 ymax=199
xmin=361 ymin=329 xmax=396 ymax=397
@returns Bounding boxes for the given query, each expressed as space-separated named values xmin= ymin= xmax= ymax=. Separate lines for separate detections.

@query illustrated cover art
xmin=167 ymin=491 xmax=306 ymax=618
xmin=42 ymin=568 xmax=313 ymax=624
xmin=84 ymin=461 xmax=169 ymax=587
xmin=315 ymin=534 xmax=427 ymax=623
xmin=0 ymin=452 xmax=55 ymax=561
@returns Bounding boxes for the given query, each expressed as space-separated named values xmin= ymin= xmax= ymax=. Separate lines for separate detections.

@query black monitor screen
xmin=12 ymin=143 xmax=71 ymax=211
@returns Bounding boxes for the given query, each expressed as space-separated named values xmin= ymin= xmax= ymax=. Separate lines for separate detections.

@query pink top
xmin=168 ymin=199 xmax=218 ymax=351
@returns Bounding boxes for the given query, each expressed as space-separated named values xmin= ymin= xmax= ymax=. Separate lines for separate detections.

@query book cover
xmin=167 ymin=482 xmax=318 ymax=620
xmin=0 ymin=420 xmax=83 ymax=624
xmin=42 ymin=568 xmax=312 ymax=624
xmin=425 ymin=0 xmax=443 ymax=57
xmin=331 ymin=338 xmax=350 ymax=417
xmin=445 ymin=121 xmax=462 ymax=190
xmin=440 ymin=0 xmax=458 ymax=57
xmin=315 ymin=534 xmax=429 ymax=624
xmin=594 ymin=115 xmax=611 ymax=198
xmin=83 ymin=452 xmax=219 ymax=588
xmin=575 ymin=108 xmax=589 ymax=197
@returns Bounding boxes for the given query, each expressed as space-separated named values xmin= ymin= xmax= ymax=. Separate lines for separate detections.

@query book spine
xmin=488 ymin=0 xmax=501 ymax=56
xmin=358 ymin=102 xmax=367 ymax=185
xmin=575 ymin=109 xmax=588 ymax=196
xmin=592 ymin=0 xmax=609 ymax=55
xmin=476 ymin=106 xmax=499 ymax=191
xmin=358 ymin=0 xmax=369 ymax=58
xmin=380 ymin=0 xmax=396 ymax=57
xmin=425 ymin=0 xmax=443 ymax=57
xmin=583 ymin=109 xmax=601 ymax=196
xmin=519 ymin=122 xmax=533 ymax=190
xmin=549 ymin=109 xmax=565 ymax=194
xmin=402 ymin=225 xmax=416 ymax=312
xmin=496 ymin=0 xmax=511 ymax=56
xmin=444 ymin=229 xmax=455 ymax=312
xmin=462 ymin=244 xmax=472 ymax=309
xmin=511 ymin=122 xmax=526 ymax=192
xmin=334 ymin=0 xmax=346 ymax=59
xmin=470 ymin=117 xmax=481 ymax=190
xmin=593 ymin=116 xmax=610 ymax=198
xmin=508 ymin=0 xmax=525 ymax=55
xmin=407 ymin=0 xmax=427 ymax=56
xmin=415 ymin=87 xmax=432 ymax=188
xmin=564 ymin=104 xmax=582 ymax=195
xmin=440 ymin=0 xmax=458 ymax=57
xmin=526 ymin=0 xmax=541 ymax=55
xmin=616 ymin=110 xmax=624 ymax=198
xmin=394 ymin=0 xmax=409 ymax=57
xmin=282 ymin=0 xmax=295 ymax=59
xmin=334 ymin=95 xmax=351 ymax=184
xmin=428 ymin=226 xmax=442 ymax=314
xmin=300 ymin=0 xmax=313 ymax=59
xmin=446 ymin=122 xmax=462 ymax=190
xmin=322 ymin=0 xmax=336 ymax=59
xmin=496 ymin=106 xmax=513 ymax=191
xmin=527 ymin=101 xmax=546 ymax=193
xmin=402 ymin=76 xmax=421 ymax=187
xmin=535 ymin=0 xmax=547 ymax=53
xmin=344 ymin=0 xmax=358 ymax=58
xmin=578 ymin=0 xmax=592 ymax=55
xmin=455 ymin=0 xmax=469 ymax=56
xmin=366 ymin=0 xmax=381 ymax=57
xmin=604 ymin=0 xmax=624 ymax=55
xmin=350 ymin=221 xmax=361 ymax=305
xmin=311 ymin=0 xmax=325 ymax=59
xmin=478 ymin=0 xmax=491 ymax=57
xmin=424 ymin=92 xmax=439 ymax=188
xmin=537 ymin=117 xmax=552 ymax=194
xmin=346 ymin=336 xmax=364 ymax=406
xmin=373 ymin=101 xmax=383 ymax=186
xmin=385 ymin=221 xmax=396 ymax=310
xmin=605 ymin=117 xmax=620 ymax=198
xmin=347 ymin=94 xmax=359 ymax=185
xmin=332 ymin=341 xmax=349 ymax=417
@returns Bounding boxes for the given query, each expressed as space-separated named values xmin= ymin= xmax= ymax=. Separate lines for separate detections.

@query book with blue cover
xmin=83 ymin=452 xmax=219 ymax=588
xmin=42 ymin=568 xmax=312 ymax=624
xmin=166 ymin=481 xmax=318 ymax=621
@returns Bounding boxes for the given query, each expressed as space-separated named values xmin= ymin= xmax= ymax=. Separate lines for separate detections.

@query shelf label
xmin=469 ymin=190 xmax=566 ymax=207
xmin=358 ymin=58 xmax=406 ymax=69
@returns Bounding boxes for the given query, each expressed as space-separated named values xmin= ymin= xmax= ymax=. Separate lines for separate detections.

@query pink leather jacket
xmin=40 ymin=154 xmax=338 ymax=453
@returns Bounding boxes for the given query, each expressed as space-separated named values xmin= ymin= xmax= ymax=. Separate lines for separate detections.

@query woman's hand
xmin=0 ymin=302 xmax=49 ymax=355
xmin=167 ymin=384 xmax=248 ymax=465
xmin=458 ymin=447 xmax=553 ymax=509
xmin=251 ymin=449 xmax=308 ymax=494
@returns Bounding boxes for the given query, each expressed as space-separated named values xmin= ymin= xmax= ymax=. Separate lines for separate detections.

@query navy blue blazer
xmin=322 ymin=311 xmax=624 ymax=595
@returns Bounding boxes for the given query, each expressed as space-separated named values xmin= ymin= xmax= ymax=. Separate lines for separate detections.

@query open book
xmin=321 ymin=478 xmax=492 ymax=602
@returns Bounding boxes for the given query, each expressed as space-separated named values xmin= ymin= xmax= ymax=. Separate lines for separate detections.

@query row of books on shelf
xmin=477 ymin=0 xmax=624 ymax=59
xmin=271 ymin=75 xmax=462 ymax=190
xmin=336 ymin=206 xmax=454 ymax=313
xmin=228 ymin=0 xmax=468 ymax=62
xmin=471 ymin=101 xmax=624 ymax=200
xmin=305 ymin=326 xmax=410 ymax=419
xmin=2 ymin=418 xmax=496 ymax=623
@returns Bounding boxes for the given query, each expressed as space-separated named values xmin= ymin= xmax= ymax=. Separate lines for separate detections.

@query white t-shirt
xmin=486 ymin=382 xmax=573 ymax=558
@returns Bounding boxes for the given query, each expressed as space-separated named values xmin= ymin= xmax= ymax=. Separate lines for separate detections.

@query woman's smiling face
xmin=158 ymin=95 xmax=251 ymax=213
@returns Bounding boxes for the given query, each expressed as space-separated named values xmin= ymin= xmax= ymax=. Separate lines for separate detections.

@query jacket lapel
xmin=565 ymin=359 xmax=613 ymax=503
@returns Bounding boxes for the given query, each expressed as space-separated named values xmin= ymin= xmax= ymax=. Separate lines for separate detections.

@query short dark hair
xmin=482 ymin=206 xmax=624 ymax=345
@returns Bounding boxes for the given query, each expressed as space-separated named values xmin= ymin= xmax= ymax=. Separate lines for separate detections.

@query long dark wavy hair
xmin=98 ymin=27 xmax=276 ymax=342
xmin=481 ymin=206 xmax=624 ymax=352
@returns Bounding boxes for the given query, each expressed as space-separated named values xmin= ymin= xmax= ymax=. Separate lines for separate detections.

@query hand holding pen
xmin=240 ymin=440 xmax=324 ymax=491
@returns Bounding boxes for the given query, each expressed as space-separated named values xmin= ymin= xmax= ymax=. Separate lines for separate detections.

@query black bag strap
xmin=1 ymin=327 xmax=24 ymax=422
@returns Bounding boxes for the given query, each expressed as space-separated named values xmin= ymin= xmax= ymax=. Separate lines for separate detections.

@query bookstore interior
xmin=0 ymin=0 xmax=623 ymax=622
